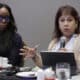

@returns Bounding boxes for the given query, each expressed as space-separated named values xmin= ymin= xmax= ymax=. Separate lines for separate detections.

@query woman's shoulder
xmin=13 ymin=32 xmax=22 ymax=39
xmin=77 ymin=34 xmax=80 ymax=38
xmin=73 ymin=34 xmax=80 ymax=47
xmin=73 ymin=34 xmax=80 ymax=52
xmin=74 ymin=34 xmax=80 ymax=40
xmin=48 ymin=38 xmax=57 ymax=50
xmin=13 ymin=32 xmax=23 ymax=45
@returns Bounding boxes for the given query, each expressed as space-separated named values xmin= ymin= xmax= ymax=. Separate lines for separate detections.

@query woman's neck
xmin=62 ymin=34 xmax=74 ymax=42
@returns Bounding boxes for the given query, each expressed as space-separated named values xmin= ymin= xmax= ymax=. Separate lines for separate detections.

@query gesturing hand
xmin=20 ymin=44 xmax=40 ymax=58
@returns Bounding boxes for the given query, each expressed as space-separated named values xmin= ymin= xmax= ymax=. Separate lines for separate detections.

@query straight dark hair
xmin=52 ymin=5 xmax=80 ymax=40
xmin=0 ymin=3 xmax=17 ymax=52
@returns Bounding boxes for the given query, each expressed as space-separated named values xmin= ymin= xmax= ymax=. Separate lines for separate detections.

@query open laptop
xmin=40 ymin=51 xmax=77 ymax=76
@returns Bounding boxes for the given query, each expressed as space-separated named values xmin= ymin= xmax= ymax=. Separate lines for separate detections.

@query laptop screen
xmin=40 ymin=51 xmax=77 ymax=75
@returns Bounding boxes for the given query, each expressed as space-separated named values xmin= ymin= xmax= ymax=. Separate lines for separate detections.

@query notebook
xmin=40 ymin=51 xmax=77 ymax=76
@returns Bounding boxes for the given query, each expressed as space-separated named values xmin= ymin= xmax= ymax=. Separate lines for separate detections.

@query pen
xmin=34 ymin=44 xmax=40 ymax=49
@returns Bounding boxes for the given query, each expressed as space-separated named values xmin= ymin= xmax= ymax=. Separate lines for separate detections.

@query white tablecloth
xmin=71 ymin=74 xmax=80 ymax=80
xmin=56 ymin=74 xmax=80 ymax=80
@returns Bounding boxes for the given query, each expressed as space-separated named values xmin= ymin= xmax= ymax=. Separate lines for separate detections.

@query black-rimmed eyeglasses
xmin=0 ymin=15 xmax=10 ymax=23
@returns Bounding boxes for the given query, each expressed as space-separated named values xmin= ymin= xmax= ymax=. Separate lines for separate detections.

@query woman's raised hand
xmin=20 ymin=46 xmax=36 ymax=58
xmin=20 ymin=44 xmax=40 ymax=58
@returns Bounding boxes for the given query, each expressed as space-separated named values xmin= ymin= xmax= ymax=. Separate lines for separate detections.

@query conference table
xmin=71 ymin=74 xmax=80 ymax=80
xmin=55 ymin=74 xmax=80 ymax=80
xmin=0 ymin=66 xmax=80 ymax=80
xmin=0 ymin=72 xmax=80 ymax=80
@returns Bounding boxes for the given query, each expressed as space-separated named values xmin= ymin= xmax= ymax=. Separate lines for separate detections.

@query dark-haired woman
xmin=0 ymin=3 xmax=23 ymax=67
xmin=20 ymin=5 xmax=80 ymax=71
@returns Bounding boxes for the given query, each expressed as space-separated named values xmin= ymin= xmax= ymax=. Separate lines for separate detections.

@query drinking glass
xmin=0 ymin=57 xmax=3 ymax=69
xmin=56 ymin=63 xmax=70 ymax=80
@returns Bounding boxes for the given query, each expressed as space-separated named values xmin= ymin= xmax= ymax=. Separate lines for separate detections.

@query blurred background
xmin=0 ymin=0 xmax=80 ymax=67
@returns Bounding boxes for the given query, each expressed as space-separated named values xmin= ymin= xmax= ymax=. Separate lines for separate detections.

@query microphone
xmin=60 ymin=36 xmax=66 ymax=48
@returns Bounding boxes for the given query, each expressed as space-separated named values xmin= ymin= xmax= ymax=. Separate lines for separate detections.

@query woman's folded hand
xmin=58 ymin=48 xmax=67 ymax=52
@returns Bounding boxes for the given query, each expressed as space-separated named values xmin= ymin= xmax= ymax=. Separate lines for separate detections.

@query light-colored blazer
xmin=48 ymin=35 xmax=80 ymax=71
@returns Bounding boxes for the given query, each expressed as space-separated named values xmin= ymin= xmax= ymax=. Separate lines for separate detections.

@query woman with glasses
xmin=0 ymin=3 xmax=24 ymax=67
